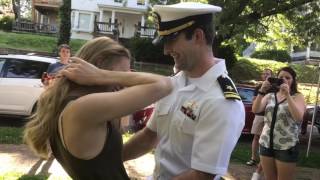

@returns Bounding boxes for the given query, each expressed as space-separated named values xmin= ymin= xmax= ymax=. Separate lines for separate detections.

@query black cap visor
xmin=152 ymin=31 xmax=181 ymax=45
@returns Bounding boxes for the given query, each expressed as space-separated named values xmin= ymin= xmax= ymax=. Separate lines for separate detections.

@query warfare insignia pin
xmin=180 ymin=101 xmax=198 ymax=120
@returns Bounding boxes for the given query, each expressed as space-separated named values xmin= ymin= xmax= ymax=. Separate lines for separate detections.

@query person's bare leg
xmin=247 ymin=134 xmax=260 ymax=166
xmin=276 ymin=160 xmax=296 ymax=180
xmin=256 ymin=162 xmax=263 ymax=173
xmin=260 ymin=156 xmax=277 ymax=180
xmin=252 ymin=135 xmax=260 ymax=161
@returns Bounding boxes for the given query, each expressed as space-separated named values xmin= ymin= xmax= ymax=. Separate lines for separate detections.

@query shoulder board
xmin=217 ymin=76 xmax=241 ymax=101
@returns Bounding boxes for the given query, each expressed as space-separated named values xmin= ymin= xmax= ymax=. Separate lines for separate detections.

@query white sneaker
xmin=251 ymin=172 xmax=261 ymax=180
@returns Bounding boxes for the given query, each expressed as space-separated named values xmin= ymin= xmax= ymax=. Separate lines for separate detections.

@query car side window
xmin=238 ymin=88 xmax=254 ymax=102
xmin=0 ymin=59 xmax=5 ymax=76
xmin=5 ymin=59 xmax=49 ymax=79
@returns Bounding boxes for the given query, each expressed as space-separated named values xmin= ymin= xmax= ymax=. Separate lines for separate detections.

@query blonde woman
xmin=24 ymin=37 xmax=172 ymax=180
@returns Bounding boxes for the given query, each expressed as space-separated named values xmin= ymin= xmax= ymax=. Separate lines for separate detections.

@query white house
xmin=291 ymin=42 xmax=320 ymax=65
xmin=71 ymin=0 xmax=155 ymax=40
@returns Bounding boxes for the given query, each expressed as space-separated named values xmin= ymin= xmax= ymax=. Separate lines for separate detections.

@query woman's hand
xmin=61 ymin=57 xmax=103 ymax=86
xmin=280 ymin=83 xmax=290 ymax=97
xmin=259 ymin=80 xmax=271 ymax=93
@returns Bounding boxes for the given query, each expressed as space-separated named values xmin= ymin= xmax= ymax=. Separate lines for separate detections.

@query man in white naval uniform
xmin=123 ymin=2 xmax=245 ymax=180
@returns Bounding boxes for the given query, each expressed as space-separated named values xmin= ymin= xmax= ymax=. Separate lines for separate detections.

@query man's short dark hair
xmin=183 ymin=20 xmax=214 ymax=46
xmin=58 ymin=44 xmax=71 ymax=52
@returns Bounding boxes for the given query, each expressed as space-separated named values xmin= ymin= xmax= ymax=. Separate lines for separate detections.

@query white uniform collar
xmin=176 ymin=59 xmax=227 ymax=92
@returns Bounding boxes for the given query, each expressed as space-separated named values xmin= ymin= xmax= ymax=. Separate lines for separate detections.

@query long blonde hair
xmin=24 ymin=37 xmax=131 ymax=159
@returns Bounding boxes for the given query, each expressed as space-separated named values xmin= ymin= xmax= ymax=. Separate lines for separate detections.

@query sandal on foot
xmin=246 ymin=159 xmax=257 ymax=166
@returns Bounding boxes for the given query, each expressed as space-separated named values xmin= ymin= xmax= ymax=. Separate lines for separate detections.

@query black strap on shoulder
xmin=269 ymin=93 xmax=287 ymax=151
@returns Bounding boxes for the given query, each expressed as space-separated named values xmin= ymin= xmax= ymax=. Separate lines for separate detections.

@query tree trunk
xmin=11 ymin=0 xmax=20 ymax=21
xmin=57 ymin=0 xmax=71 ymax=46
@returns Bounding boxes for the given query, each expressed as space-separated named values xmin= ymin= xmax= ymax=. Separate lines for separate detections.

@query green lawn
xmin=231 ymin=141 xmax=320 ymax=168
xmin=0 ymin=31 xmax=86 ymax=53
xmin=0 ymin=127 xmax=23 ymax=144
xmin=1 ymin=127 xmax=319 ymax=169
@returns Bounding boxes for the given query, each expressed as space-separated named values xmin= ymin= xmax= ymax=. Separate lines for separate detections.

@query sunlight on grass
xmin=0 ymin=172 xmax=71 ymax=180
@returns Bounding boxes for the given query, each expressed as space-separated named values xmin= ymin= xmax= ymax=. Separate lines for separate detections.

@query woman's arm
xmin=287 ymin=94 xmax=306 ymax=122
xmin=279 ymin=83 xmax=306 ymax=122
xmin=61 ymin=57 xmax=173 ymax=125
xmin=252 ymin=81 xmax=270 ymax=113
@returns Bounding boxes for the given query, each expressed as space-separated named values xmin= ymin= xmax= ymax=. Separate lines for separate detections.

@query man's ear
xmin=193 ymin=28 xmax=205 ymax=44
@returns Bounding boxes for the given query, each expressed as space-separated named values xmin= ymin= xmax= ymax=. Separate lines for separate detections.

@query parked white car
xmin=0 ymin=54 xmax=57 ymax=117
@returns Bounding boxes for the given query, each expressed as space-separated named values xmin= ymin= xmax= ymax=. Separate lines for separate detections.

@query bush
xmin=229 ymin=57 xmax=317 ymax=84
xmin=251 ymin=50 xmax=291 ymax=62
xmin=126 ymin=37 xmax=173 ymax=65
xmin=0 ymin=16 xmax=14 ymax=31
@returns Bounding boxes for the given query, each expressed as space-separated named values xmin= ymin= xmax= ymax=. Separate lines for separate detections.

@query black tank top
xmin=49 ymin=97 xmax=129 ymax=180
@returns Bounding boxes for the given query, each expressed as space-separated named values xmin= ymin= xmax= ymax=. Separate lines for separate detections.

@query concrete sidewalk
xmin=0 ymin=144 xmax=319 ymax=180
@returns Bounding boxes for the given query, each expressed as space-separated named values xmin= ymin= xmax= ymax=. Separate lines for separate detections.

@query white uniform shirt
xmin=147 ymin=60 xmax=245 ymax=180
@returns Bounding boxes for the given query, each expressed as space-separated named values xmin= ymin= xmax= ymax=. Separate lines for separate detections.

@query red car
xmin=132 ymin=105 xmax=154 ymax=131
xmin=237 ymin=85 xmax=256 ymax=134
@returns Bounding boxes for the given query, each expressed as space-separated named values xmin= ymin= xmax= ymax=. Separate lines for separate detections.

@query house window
xmin=137 ymin=0 xmax=145 ymax=5
xmin=42 ymin=15 xmax=49 ymax=25
xmin=78 ymin=13 xmax=91 ymax=30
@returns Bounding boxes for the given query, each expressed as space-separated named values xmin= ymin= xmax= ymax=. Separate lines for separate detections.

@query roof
xmin=0 ymin=54 xmax=58 ymax=63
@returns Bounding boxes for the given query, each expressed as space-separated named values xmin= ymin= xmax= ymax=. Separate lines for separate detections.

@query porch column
xmin=89 ymin=12 xmax=95 ymax=32
xmin=111 ymin=10 xmax=115 ymax=30
xmin=306 ymin=41 xmax=311 ymax=60
xmin=140 ymin=15 xmax=145 ymax=35
xmin=74 ymin=11 xmax=79 ymax=29
xmin=40 ymin=14 xmax=43 ymax=24
xmin=99 ymin=10 xmax=103 ymax=22
xmin=35 ymin=11 xmax=39 ymax=23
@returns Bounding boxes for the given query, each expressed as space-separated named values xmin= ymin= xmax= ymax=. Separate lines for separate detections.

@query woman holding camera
xmin=252 ymin=67 xmax=306 ymax=180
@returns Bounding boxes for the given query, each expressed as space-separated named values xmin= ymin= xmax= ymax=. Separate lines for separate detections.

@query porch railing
xmin=12 ymin=21 xmax=58 ymax=34
xmin=34 ymin=0 xmax=63 ymax=6
xmin=134 ymin=25 xmax=156 ymax=38
xmin=94 ymin=21 xmax=119 ymax=35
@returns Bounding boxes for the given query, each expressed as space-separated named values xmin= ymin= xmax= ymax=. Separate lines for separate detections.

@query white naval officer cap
xmin=152 ymin=2 xmax=222 ymax=45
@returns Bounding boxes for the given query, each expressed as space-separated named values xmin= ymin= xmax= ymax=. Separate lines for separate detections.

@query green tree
xmin=150 ymin=0 xmax=320 ymax=51
xmin=11 ymin=0 xmax=20 ymax=20
xmin=150 ymin=0 xmax=319 ymax=53
xmin=57 ymin=0 xmax=71 ymax=46
xmin=0 ymin=0 xmax=11 ymax=7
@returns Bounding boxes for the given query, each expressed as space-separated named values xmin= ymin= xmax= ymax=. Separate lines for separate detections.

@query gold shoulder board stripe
xmin=224 ymin=92 xmax=240 ymax=96
xmin=158 ymin=21 xmax=195 ymax=36
xmin=225 ymin=94 xmax=241 ymax=100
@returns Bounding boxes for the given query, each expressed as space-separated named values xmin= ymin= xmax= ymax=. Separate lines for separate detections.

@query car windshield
xmin=238 ymin=87 xmax=254 ymax=103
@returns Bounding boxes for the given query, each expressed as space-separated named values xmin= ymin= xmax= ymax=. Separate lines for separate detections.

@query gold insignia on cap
xmin=217 ymin=76 xmax=241 ymax=100
xmin=153 ymin=12 xmax=161 ymax=30
xmin=158 ymin=20 xmax=195 ymax=36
